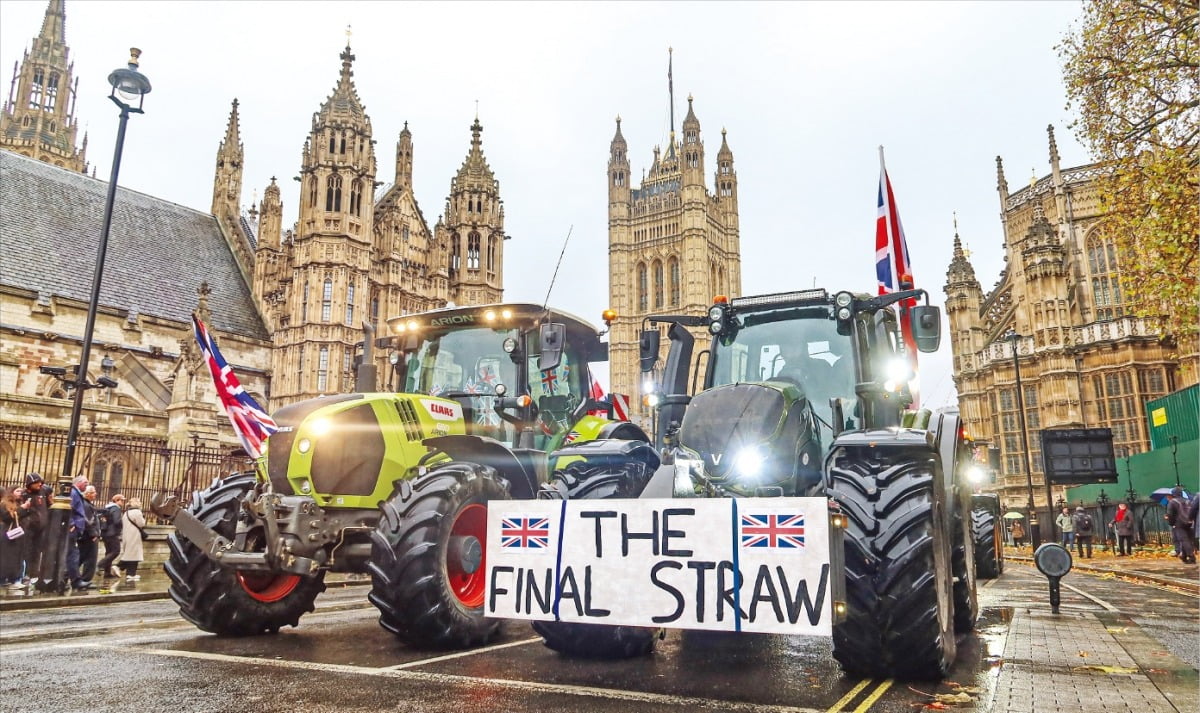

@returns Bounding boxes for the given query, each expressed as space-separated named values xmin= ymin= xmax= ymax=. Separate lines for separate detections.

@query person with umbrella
xmin=1010 ymin=518 xmax=1026 ymax=549
xmin=1165 ymin=488 xmax=1196 ymax=564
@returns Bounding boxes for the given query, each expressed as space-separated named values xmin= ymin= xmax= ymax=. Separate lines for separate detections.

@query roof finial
xmin=474 ymin=99 xmax=479 ymax=121
xmin=1029 ymin=167 xmax=1037 ymax=189
xmin=953 ymin=211 xmax=959 ymax=236
xmin=345 ymin=24 xmax=352 ymax=47
xmin=668 ymin=47 xmax=675 ymax=137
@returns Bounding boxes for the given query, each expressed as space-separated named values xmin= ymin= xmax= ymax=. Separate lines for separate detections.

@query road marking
xmin=1060 ymin=581 xmax=1118 ymax=612
xmin=95 ymin=644 xmax=829 ymax=712
xmin=825 ymin=679 xmax=872 ymax=712
xmin=851 ymin=679 xmax=893 ymax=712
xmin=382 ymin=636 xmax=542 ymax=669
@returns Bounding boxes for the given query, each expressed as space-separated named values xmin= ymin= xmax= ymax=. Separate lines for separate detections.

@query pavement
xmin=1005 ymin=545 xmax=1200 ymax=593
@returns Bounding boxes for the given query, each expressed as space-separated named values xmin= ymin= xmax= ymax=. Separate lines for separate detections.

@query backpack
xmin=1080 ymin=514 xmax=1093 ymax=531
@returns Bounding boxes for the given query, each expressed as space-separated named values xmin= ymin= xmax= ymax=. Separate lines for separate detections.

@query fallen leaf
xmin=1106 ymin=627 xmax=1129 ymax=634
xmin=1072 ymin=665 xmax=1138 ymax=674
xmin=1078 ymin=650 xmax=1089 ymax=657
xmin=933 ymin=692 xmax=975 ymax=704
xmin=923 ymin=704 xmax=949 ymax=710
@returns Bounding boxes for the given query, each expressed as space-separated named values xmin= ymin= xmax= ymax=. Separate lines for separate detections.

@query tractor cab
xmin=386 ymin=303 xmax=608 ymax=452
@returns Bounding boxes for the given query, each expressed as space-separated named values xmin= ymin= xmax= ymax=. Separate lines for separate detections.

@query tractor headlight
xmin=309 ymin=418 xmax=332 ymax=437
xmin=502 ymin=337 xmax=518 ymax=353
xmin=835 ymin=291 xmax=854 ymax=308
xmin=708 ymin=305 xmax=725 ymax=322
xmin=733 ymin=447 xmax=764 ymax=480
xmin=297 ymin=438 xmax=312 ymax=454
xmin=837 ymin=306 xmax=852 ymax=321
xmin=644 ymin=392 xmax=661 ymax=408
xmin=708 ymin=320 xmax=724 ymax=335
xmin=967 ymin=465 xmax=985 ymax=484
xmin=643 ymin=378 xmax=656 ymax=394
xmin=484 ymin=309 xmax=497 ymax=322
xmin=883 ymin=357 xmax=911 ymax=392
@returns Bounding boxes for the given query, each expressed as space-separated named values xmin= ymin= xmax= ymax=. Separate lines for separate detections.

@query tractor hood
xmin=678 ymin=382 xmax=822 ymax=495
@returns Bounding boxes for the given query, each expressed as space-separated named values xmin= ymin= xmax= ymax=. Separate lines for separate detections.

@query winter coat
xmin=119 ymin=507 xmax=146 ymax=563
xmin=0 ymin=507 xmax=26 ymax=582
xmin=82 ymin=499 xmax=101 ymax=539
xmin=1073 ymin=511 xmax=1095 ymax=536
xmin=99 ymin=503 xmax=124 ymax=538
xmin=1110 ymin=507 xmax=1135 ymax=537
xmin=1056 ymin=513 xmax=1074 ymax=533
xmin=18 ymin=486 xmax=49 ymax=533
xmin=69 ymin=487 xmax=87 ymax=534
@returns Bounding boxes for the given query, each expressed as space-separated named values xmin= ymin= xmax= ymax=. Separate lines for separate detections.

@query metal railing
xmin=0 ymin=425 xmax=249 ymax=524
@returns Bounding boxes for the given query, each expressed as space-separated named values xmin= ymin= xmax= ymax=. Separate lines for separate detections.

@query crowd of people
xmin=0 ymin=472 xmax=146 ymax=592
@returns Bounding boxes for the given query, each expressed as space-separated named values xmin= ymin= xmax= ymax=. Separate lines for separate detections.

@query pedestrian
xmin=1110 ymin=502 xmax=1135 ymax=556
xmin=1165 ymin=488 xmax=1196 ymax=564
xmin=18 ymin=473 xmax=51 ymax=585
xmin=1056 ymin=507 xmax=1075 ymax=548
xmin=0 ymin=487 xmax=27 ymax=587
xmin=62 ymin=474 xmax=95 ymax=590
xmin=97 ymin=494 xmax=125 ymax=580
xmin=78 ymin=485 xmax=101 ymax=584
xmin=1010 ymin=520 xmax=1025 ymax=550
xmin=118 ymin=497 xmax=146 ymax=581
xmin=1072 ymin=506 xmax=1095 ymax=558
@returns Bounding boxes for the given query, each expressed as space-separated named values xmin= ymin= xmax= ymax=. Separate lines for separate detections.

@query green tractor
xmin=535 ymin=287 xmax=978 ymax=679
xmin=157 ymin=303 xmax=657 ymax=648
xmin=971 ymin=492 xmax=1005 ymax=579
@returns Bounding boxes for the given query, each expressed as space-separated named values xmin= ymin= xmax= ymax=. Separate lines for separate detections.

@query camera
xmin=39 ymin=365 xmax=67 ymax=377
xmin=96 ymin=376 xmax=119 ymax=389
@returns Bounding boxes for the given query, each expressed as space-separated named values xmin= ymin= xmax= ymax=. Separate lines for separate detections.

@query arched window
xmin=1086 ymin=233 xmax=1123 ymax=320
xmin=321 ymin=278 xmax=333 ymax=322
xmin=325 ymin=174 xmax=343 ymax=212
xmin=91 ymin=454 xmax=125 ymax=500
xmin=345 ymin=281 xmax=355 ymax=324
xmin=402 ymin=225 xmax=410 ymax=243
xmin=653 ymin=260 xmax=664 ymax=309
xmin=302 ymin=282 xmax=309 ymax=322
xmin=308 ymin=177 xmax=318 ymax=207
xmin=637 ymin=263 xmax=648 ymax=311
xmin=342 ymin=348 xmax=353 ymax=390
xmin=339 ymin=135 xmax=346 ymax=154
xmin=450 ymin=239 xmax=461 ymax=276
xmin=29 ymin=68 xmax=44 ymax=109
xmin=349 ymin=180 xmax=361 ymax=216
xmin=467 ymin=232 xmax=481 ymax=270
xmin=317 ymin=346 xmax=329 ymax=391
xmin=45 ymin=72 xmax=59 ymax=112
xmin=669 ymin=257 xmax=680 ymax=306
xmin=297 ymin=346 xmax=306 ymax=391
xmin=487 ymin=235 xmax=497 ymax=271
xmin=329 ymin=134 xmax=336 ymax=153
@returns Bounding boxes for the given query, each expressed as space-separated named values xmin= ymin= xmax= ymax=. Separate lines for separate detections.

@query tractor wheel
xmin=973 ymin=507 xmax=1001 ymax=579
xmin=828 ymin=449 xmax=957 ymax=679
xmin=531 ymin=460 xmax=658 ymax=659
xmin=165 ymin=472 xmax=327 ymax=635
xmin=368 ymin=462 xmax=509 ymax=649
xmin=951 ymin=513 xmax=978 ymax=634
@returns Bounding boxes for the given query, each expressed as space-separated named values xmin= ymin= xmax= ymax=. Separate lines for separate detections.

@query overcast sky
xmin=0 ymin=0 xmax=1090 ymax=408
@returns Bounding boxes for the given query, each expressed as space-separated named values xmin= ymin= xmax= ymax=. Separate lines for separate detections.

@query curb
xmin=0 ymin=577 xmax=373 ymax=612
xmin=1008 ymin=554 xmax=1200 ymax=594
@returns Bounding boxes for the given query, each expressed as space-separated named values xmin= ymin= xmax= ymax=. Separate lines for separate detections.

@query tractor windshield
xmin=707 ymin=307 xmax=857 ymax=429
xmin=400 ymin=327 xmax=518 ymax=398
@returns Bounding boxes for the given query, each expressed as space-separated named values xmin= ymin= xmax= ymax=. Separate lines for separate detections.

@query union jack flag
xmin=740 ymin=513 xmax=805 ymax=549
xmin=874 ymin=150 xmax=919 ymax=403
xmin=500 ymin=517 xmax=550 ymax=549
xmin=192 ymin=314 xmax=278 ymax=458
xmin=429 ymin=383 xmax=446 ymax=397
xmin=540 ymin=369 xmax=558 ymax=394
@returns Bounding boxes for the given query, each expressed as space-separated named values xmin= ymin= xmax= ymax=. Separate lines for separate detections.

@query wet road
xmin=1 ymin=566 xmax=1195 ymax=713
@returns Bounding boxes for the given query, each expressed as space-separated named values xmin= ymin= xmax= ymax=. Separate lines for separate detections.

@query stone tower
xmin=607 ymin=68 xmax=741 ymax=426
xmin=944 ymin=125 xmax=1195 ymax=512
xmin=210 ymin=98 xmax=255 ymax=284
xmin=0 ymin=0 xmax=87 ymax=172
xmin=434 ymin=117 xmax=505 ymax=306
xmin=269 ymin=43 xmax=378 ymax=406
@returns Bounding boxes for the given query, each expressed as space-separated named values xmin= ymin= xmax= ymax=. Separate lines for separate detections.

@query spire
xmin=947 ymin=214 xmax=979 ymax=286
xmin=995 ymin=155 xmax=1009 ymax=200
xmin=454 ymin=116 xmax=495 ymax=186
xmin=682 ymin=93 xmax=699 ymax=129
xmin=395 ymin=120 xmax=413 ymax=191
xmin=39 ymin=0 xmax=66 ymax=44
xmin=1047 ymin=123 xmax=1060 ymax=165
xmin=220 ymin=98 xmax=242 ymax=154
xmin=317 ymin=42 xmax=366 ymax=120
xmin=611 ymin=115 xmax=626 ymax=147
xmin=666 ymin=48 xmax=676 ymax=159
xmin=717 ymin=126 xmax=732 ymax=158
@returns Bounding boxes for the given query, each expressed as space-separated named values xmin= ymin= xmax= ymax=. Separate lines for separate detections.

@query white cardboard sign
xmin=485 ymin=497 xmax=833 ymax=635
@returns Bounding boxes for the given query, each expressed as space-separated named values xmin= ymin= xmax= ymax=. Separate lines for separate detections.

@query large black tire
xmin=973 ymin=507 xmax=1002 ymax=579
xmin=951 ymin=513 xmax=978 ymax=634
xmin=165 ymin=472 xmax=327 ymax=635
xmin=828 ymin=449 xmax=957 ymax=680
xmin=368 ymin=462 xmax=510 ymax=649
xmin=531 ymin=459 xmax=658 ymax=658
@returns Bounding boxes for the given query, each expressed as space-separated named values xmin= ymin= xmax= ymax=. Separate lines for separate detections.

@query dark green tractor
xmin=157 ymin=303 xmax=657 ymax=649
xmin=535 ymin=287 xmax=978 ymax=680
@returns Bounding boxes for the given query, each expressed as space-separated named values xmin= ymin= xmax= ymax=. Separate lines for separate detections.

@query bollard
xmin=1033 ymin=543 xmax=1073 ymax=614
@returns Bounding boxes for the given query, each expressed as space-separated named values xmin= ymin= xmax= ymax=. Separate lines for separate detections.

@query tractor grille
xmin=679 ymin=384 xmax=786 ymax=481
xmin=266 ymin=394 xmax=363 ymax=494
xmin=393 ymin=399 xmax=426 ymax=441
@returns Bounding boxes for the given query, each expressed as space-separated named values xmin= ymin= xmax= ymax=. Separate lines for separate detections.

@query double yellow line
xmin=825 ymin=678 xmax=894 ymax=713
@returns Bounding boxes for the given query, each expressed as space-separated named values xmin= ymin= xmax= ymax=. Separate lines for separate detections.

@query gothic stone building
xmin=607 ymin=95 xmax=742 ymax=425
xmin=0 ymin=2 xmax=505 ymax=491
xmin=944 ymin=125 xmax=1197 ymax=512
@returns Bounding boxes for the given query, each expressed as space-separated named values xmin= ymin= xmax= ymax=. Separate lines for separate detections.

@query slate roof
xmin=0 ymin=151 xmax=269 ymax=340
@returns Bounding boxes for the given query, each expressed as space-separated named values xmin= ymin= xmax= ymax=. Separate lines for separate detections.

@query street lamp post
xmin=1169 ymin=435 xmax=1181 ymax=488
xmin=1005 ymin=330 xmax=1043 ymax=548
xmin=39 ymin=50 xmax=151 ymax=593
xmin=1097 ymin=489 xmax=1111 ymax=551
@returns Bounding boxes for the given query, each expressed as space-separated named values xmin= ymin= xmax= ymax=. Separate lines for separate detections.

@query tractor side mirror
xmin=910 ymin=305 xmax=941 ymax=353
xmin=538 ymin=323 xmax=566 ymax=371
xmin=638 ymin=330 xmax=660 ymax=373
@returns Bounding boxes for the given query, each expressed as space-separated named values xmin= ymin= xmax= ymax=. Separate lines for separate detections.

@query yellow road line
xmin=851 ymin=679 xmax=893 ymax=713
xmin=825 ymin=678 xmax=872 ymax=713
